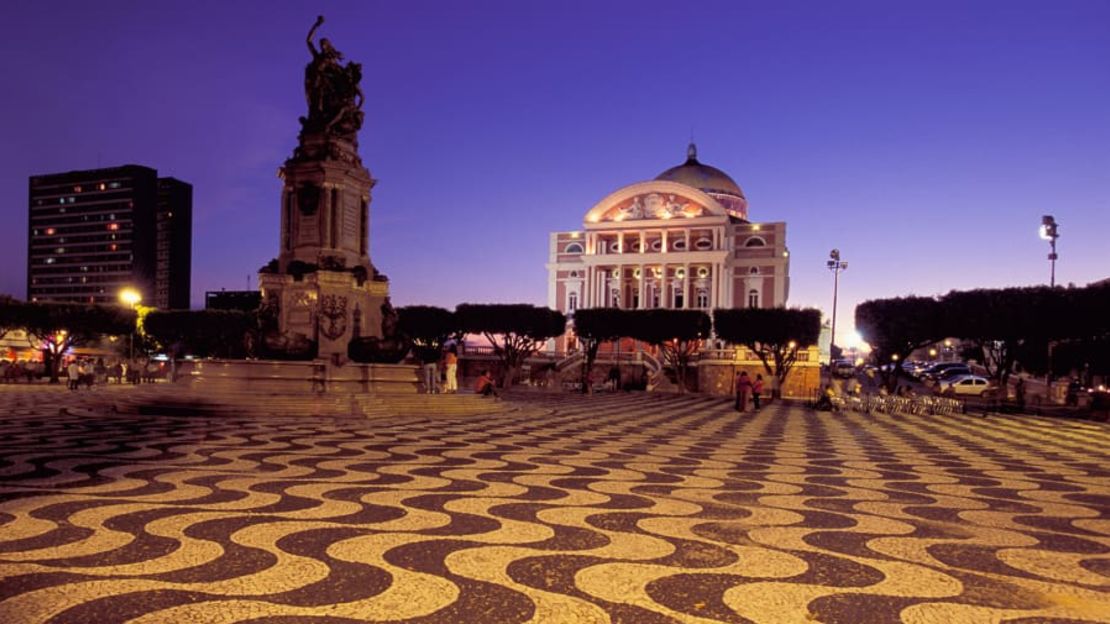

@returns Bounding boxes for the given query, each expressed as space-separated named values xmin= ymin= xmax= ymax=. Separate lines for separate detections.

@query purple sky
xmin=3 ymin=1 xmax=1108 ymax=341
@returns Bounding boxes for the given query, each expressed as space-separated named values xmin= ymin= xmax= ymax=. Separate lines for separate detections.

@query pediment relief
xmin=602 ymin=193 xmax=706 ymax=222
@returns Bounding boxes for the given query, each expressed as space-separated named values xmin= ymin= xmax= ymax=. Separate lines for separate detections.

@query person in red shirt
xmin=475 ymin=370 xmax=498 ymax=398
xmin=753 ymin=374 xmax=764 ymax=410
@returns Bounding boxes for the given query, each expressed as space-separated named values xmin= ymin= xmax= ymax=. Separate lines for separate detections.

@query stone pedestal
xmin=260 ymin=132 xmax=389 ymax=362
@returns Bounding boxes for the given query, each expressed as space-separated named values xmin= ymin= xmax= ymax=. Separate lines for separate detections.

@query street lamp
xmin=826 ymin=249 xmax=848 ymax=360
xmin=1039 ymin=215 xmax=1059 ymax=287
xmin=119 ymin=288 xmax=142 ymax=362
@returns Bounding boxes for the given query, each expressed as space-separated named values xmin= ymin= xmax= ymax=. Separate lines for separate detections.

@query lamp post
xmin=119 ymin=288 xmax=142 ymax=362
xmin=826 ymin=249 xmax=848 ymax=360
xmin=1039 ymin=215 xmax=1059 ymax=287
xmin=1038 ymin=216 xmax=1060 ymax=396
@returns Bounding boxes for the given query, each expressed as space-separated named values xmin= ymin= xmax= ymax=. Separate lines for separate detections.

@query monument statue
xmin=259 ymin=15 xmax=390 ymax=364
xmin=300 ymin=15 xmax=365 ymax=143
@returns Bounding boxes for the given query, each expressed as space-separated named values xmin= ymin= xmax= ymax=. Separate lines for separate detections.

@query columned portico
xmin=545 ymin=143 xmax=791 ymax=351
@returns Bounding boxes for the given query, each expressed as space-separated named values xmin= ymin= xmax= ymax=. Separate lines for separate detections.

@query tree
xmin=144 ymin=310 xmax=254 ymax=359
xmin=624 ymin=309 xmax=711 ymax=393
xmin=714 ymin=307 xmax=821 ymax=398
xmin=0 ymin=296 xmax=26 ymax=340
xmin=397 ymin=306 xmax=459 ymax=364
xmin=941 ymin=287 xmax=1058 ymax=387
xmin=855 ymin=296 xmax=946 ymax=391
xmin=455 ymin=304 xmax=566 ymax=387
xmin=572 ymin=308 xmax=628 ymax=393
xmin=20 ymin=303 xmax=135 ymax=383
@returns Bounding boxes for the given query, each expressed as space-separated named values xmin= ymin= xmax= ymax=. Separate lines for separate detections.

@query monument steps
xmin=102 ymin=385 xmax=509 ymax=419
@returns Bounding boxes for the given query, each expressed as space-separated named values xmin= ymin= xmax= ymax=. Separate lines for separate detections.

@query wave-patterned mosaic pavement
xmin=1 ymin=390 xmax=1108 ymax=623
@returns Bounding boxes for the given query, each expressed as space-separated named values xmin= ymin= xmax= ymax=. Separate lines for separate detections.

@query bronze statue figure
xmin=301 ymin=15 xmax=365 ymax=142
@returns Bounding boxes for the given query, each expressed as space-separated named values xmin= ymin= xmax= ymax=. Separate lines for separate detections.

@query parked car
xmin=921 ymin=362 xmax=969 ymax=383
xmin=933 ymin=366 xmax=972 ymax=382
xmin=939 ymin=374 xmax=991 ymax=396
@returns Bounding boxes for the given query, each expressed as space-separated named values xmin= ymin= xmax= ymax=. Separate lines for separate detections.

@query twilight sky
xmin=2 ymin=0 xmax=1108 ymax=341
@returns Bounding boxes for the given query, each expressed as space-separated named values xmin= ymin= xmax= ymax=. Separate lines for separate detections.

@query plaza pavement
xmin=0 ymin=385 xmax=1108 ymax=623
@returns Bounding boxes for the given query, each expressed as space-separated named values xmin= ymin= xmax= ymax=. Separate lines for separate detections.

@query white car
xmin=939 ymin=374 xmax=991 ymax=396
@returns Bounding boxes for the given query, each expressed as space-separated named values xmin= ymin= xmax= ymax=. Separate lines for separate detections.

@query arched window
xmin=748 ymin=289 xmax=760 ymax=308
xmin=564 ymin=242 xmax=583 ymax=254
xmin=568 ymin=291 xmax=578 ymax=311
xmin=744 ymin=236 xmax=767 ymax=247
xmin=696 ymin=289 xmax=709 ymax=308
xmin=749 ymin=266 xmax=760 ymax=275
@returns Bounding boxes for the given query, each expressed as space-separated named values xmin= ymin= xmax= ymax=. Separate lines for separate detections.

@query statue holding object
xmin=300 ymin=15 xmax=365 ymax=143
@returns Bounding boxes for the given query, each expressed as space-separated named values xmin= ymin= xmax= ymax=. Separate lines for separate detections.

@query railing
xmin=640 ymin=348 xmax=663 ymax=390
xmin=828 ymin=393 xmax=964 ymax=416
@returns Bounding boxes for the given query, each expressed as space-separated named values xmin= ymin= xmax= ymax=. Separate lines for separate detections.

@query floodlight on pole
xmin=119 ymin=288 xmax=142 ymax=362
xmin=826 ymin=249 xmax=848 ymax=360
xmin=1039 ymin=215 xmax=1059 ymax=287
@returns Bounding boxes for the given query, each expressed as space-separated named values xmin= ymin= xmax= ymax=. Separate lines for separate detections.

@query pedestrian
xmin=735 ymin=371 xmax=753 ymax=412
xmin=475 ymin=369 xmax=499 ymax=399
xmin=422 ymin=358 xmax=438 ymax=394
xmin=444 ymin=346 xmax=458 ymax=394
xmin=67 ymin=360 xmax=79 ymax=390
xmin=753 ymin=374 xmax=764 ymax=410
xmin=607 ymin=366 xmax=621 ymax=391
xmin=1015 ymin=376 xmax=1026 ymax=411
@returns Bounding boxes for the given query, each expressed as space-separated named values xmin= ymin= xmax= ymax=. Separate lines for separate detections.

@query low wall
xmin=185 ymin=359 xmax=421 ymax=394
xmin=698 ymin=361 xmax=821 ymax=399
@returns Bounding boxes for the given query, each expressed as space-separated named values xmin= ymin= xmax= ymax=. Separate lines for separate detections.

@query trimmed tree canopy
xmin=713 ymin=307 xmax=821 ymax=397
xmin=623 ymin=309 xmax=711 ymax=345
xmin=455 ymin=304 xmax=566 ymax=386
xmin=713 ymin=308 xmax=821 ymax=348
xmin=144 ymin=309 xmax=254 ymax=359
xmin=623 ymin=309 xmax=710 ymax=393
xmin=397 ymin=305 xmax=457 ymax=363
xmin=16 ymin=302 xmax=136 ymax=382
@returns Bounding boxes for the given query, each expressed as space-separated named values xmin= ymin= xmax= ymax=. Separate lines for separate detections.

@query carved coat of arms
xmin=319 ymin=295 xmax=348 ymax=340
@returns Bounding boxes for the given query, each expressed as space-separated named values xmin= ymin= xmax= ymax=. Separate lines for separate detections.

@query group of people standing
xmin=733 ymin=370 xmax=765 ymax=412
xmin=421 ymin=345 xmax=459 ymax=394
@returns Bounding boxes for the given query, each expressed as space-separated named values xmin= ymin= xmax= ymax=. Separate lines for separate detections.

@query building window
xmin=674 ymin=292 xmax=684 ymax=308
xmin=748 ymin=289 xmax=760 ymax=308
xmin=745 ymin=236 xmax=767 ymax=247
xmin=695 ymin=238 xmax=712 ymax=250
xmin=564 ymin=242 xmax=583 ymax=254
xmin=749 ymin=267 xmax=760 ymax=274
xmin=696 ymin=289 xmax=709 ymax=308
xmin=632 ymin=290 xmax=640 ymax=309
xmin=650 ymin=239 xmax=662 ymax=251
xmin=672 ymin=239 xmax=687 ymax=251
xmin=568 ymin=291 xmax=578 ymax=311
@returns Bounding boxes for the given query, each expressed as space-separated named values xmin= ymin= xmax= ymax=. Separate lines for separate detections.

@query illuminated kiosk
xmin=182 ymin=16 xmax=419 ymax=399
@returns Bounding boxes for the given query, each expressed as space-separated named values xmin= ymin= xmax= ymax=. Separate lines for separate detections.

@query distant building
xmin=27 ymin=165 xmax=192 ymax=307
xmin=155 ymin=178 xmax=193 ymax=310
xmin=205 ymin=290 xmax=261 ymax=312
xmin=546 ymin=144 xmax=790 ymax=351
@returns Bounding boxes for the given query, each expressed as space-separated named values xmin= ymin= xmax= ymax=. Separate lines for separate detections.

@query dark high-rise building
xmin=27 ymin=165 xmax=192 ymax=307
xmin=156 ymin=178 xmax=192 ymax=309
